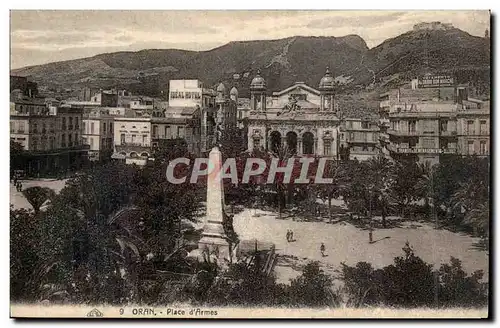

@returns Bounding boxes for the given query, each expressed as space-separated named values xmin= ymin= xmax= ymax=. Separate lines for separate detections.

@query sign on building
xmin=418 ymin=75 xmax=454 ymax=88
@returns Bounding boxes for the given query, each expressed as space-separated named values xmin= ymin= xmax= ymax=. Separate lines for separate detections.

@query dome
xmin=216 ymin=82 xmax=226 ymax=93
xmin=230 ymin=86 xmax=238 ymax=96
xmin=319 ymin=66 xmax=335 ymax=90
xmin=250 ymin=69 xmax=266 ymax=90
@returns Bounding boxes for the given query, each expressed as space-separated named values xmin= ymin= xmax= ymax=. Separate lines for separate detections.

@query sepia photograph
xmin=8 ymin=9 xmax=491 ymax=319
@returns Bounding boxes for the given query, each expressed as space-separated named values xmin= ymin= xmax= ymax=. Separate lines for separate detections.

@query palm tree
xmin=414 ymin=161 xmax=434 ymax=218
xmin=268 ymin=144 xmax=293 ymax=220
xmin=366 ymin=155 xmax=396 ymax=228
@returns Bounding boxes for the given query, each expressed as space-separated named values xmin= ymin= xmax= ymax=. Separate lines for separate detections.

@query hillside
xmin=11 ymin=27 xmax=490 ymax=97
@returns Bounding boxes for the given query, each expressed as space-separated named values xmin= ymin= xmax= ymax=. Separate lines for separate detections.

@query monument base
xmin=198 ymin=235 xmax=236 ymax=264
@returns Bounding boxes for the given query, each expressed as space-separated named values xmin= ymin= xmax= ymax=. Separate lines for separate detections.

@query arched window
xmin=286 ymin=131 xmax=298 ymax=154
xmin=130 ymin=152 xmax=138 ymax=158
xmin=141 ymin=152 xmax=149 ymax=158
xmin=270 ymin=131 xmax=282 ymax=153
xmin=302 ymin=132 xmax=314 ymax=155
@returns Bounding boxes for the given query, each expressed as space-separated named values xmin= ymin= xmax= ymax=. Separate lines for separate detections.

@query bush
xmin=341 ymin=242 xmax=488 ymax=308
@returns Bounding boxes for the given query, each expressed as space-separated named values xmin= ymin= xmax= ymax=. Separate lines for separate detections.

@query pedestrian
xmin=320 ymin=243 xmax=325 ymax=257
xmin=18 ymin=182 xmax=23 ymax=192
xmin=289 ymin=230 xmax=294 ymax=242
xmin=286 ymin=229 xmax=290 ymax=242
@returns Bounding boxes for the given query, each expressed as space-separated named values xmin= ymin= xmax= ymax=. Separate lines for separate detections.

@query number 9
xmin=120 ymin=308 xmax=124 ymax=315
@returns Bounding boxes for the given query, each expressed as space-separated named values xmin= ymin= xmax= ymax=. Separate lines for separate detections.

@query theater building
xmin=246 ymin=68 xmax=341 ymax=158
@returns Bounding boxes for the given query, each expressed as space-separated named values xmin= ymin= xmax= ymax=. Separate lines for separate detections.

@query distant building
xmin=10 ymin=75 xmax=38 ymax=98
xmin=91 ymin=90 xmax=119 ymax=107
xmin=246 ymin=68 xmax=341 ymax=158
xmin=82 ymin=108 xmax=115 ymax=162
xmin=112 ymin=112 xmax=152 ymax=166
xmin=380 ymin=74 xmax=489 ymax=165
xmin=413 ymin=21 xmax=454 ymax=32
xmin=151 ymin=106 xmax=202 ymax=156
xmin=10 ymin=97 xmax=88 ymax=176
xmin=340 ymin=117 xmax=379 ymax=161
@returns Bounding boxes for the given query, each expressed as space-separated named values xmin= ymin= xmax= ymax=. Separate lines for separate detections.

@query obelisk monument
xmin=197 ymin=146 xmax=232 ymax=261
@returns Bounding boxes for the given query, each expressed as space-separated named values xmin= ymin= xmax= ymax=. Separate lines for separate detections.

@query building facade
xmin=340 ymin=117 xmax=380 ymax=161
xmin=381 ymin=74 xmax=490 ymax=164
xmin=151 ymin=106 xmax=202 ymax=155
xmin=247 ymin=68 xmax=341 ymax=158
xmin=112 ymin=114 xmax=152 ymax=166
xmin=82 ymin=108 xmax=115 ymax=162
xmin=10 ymin=97 xmax=88 ymax=176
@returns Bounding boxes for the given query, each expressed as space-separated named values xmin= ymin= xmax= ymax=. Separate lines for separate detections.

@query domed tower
xmin=319 ymin=66 xmax=335 ymax=111
xmin=250 ymin=69 xmax=266 ymax=111
xmin=216 ymin=82 xmax=226 ymax=104
xmin=230 ymin=86 xmax=238 ymax=102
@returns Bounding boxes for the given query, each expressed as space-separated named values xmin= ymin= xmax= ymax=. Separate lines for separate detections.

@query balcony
xmin=387 ymin=129 xmax=420 ymax=136
xmin=16 ymin=130 xmax=25 ymax=134
xmin=439 ymin=130 xmax=457 ymax=137
xmin=68 ymin=125 xmax=73 ymax=130
xmin=387 ymin=144 xmax=457 ymax=154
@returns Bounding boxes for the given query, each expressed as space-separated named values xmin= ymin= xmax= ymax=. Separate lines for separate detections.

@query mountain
xmin=11 ymin=26 xmax=490 ymax=97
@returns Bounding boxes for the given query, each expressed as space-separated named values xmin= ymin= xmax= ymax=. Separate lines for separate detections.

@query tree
xmin=22 ymin=186 xmax=56 ymax=214
xmin=289 ymin=262 xmax=337 ymax=307
xmin=10 ymin=140 xmax=25 ymax=175
xmin=392 ymin=157 xmax=421 ymax=216
xmin=315 ymin=160 xmax=347 ymax=218
xmin=366 ymin=155 xmax=396 ymax=227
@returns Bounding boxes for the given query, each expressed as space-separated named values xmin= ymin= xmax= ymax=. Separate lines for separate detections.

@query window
xmin=32 ymin=137 xmax=38 ymax=151
xmin=19 ymin=122 xmax=25 ymax=133
xmin=165 ymin=126 xmax=171 ymax=138
xmin=131 ymin=134 xmax=136 ymax=143
xmin=61 ymin=134 xmax=66 ymax=147
xmin=109 ymin=122 xmax=113 ymax=133
xmin=68 ymin=134 xmax=73 ymax=146
xmin=69 ymin=117 xmax=73 ymax=129
xmin=89 ymin=138 xmax=94 ymax=149
xmin=468 ymin=141 xmax=475 ymax=154
xmin=422 ymin=138 xmax=435 ymax=149
xmin=10 ymin=122 xmax=14 ymax=133
xmin=49 ymin=137 xmax=54 ymax=149
xmin=152 ymin=125 xmax=158 ymax=137
xmin=91 ymin=122 xmax=95 ymax=134
xmin=253 ymin=138 xmax=260 ymax=150
xmin=480 ymin=141 xmax=487 ymax=154
xmin=83 ymin=121 xmax=86 ymax=133
xmin=361 ymin=121 xmax=369 ymax=129
xmin=409 ymin=120 xmax=417 ymax=133
xmin=75 ymin=117 xmax=79 ymax=128
xmin=42 ymin=123 xmax=46 ymax=134
xmin=33 ymin=123 xmax=38 ymax=133
xmin=480 ymin=120 xmax=487 ymax=135
xmin=103 ymin=122 xmax=106 ymax=134
xmin=120 ymin=133 xmax=125 ymax=144
xmin=423 ymin=120 xmax=434 ymax=132
xmin=349 ymin=132 xmax=354 ymax=141
xmin=347 ymin=121 xmax=353 ymax=129
xmin=362 ymin=145 xmax=368 ymax=151
xmin=323 ymin=140 xmax=331 ymax=155
xmin=178 ymin=126 xmax=185 ymax=138
xmin=62 ymin=117 xmax=66 ymax=130
xmin=467 ymin=120 xmax=475 ymax=135
xmin=143 ymin=135 xmax=147 ymax=144
xmin=238 ymin=111 xmax=242 ymax=119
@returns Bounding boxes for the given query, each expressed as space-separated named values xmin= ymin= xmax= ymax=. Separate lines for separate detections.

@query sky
xmin=10 ymin=10 xmax=490 ymax=69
